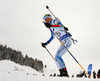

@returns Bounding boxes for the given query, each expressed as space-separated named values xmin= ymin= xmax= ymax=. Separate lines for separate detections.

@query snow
xmin=0 ymin=60 xmax=99 ymax=81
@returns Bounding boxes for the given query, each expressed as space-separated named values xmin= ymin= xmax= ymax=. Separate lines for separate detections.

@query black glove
xmin=41 ymin=43 xmax=47 ymax=48
xmin=64 ymin=27 xmax=69 ymax=31
xmin=44 ymin=23 xmax=51 ymax=28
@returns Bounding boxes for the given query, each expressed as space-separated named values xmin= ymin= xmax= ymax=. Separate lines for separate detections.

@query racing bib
xmin=50 ymin=27 xmax=68 ymax=41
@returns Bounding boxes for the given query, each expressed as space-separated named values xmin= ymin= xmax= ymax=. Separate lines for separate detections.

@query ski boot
xmin=58 ymin=68 xmax=69 ymax=77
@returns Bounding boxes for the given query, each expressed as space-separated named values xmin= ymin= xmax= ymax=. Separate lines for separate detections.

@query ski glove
xmin=41 ymin=43 xmax=47 ymax=48
xmin=44 ymin=23 xmax=51 ymax=28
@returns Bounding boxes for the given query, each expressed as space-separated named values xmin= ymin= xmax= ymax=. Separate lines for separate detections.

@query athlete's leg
xmin=54 ymin=37 xmax=72 ymax=76
xmin=54 ymin=37 xmax=72 ymax=69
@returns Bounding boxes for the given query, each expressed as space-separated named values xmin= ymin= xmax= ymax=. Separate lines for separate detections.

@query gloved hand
xmin=41 ymin=43 xmax=47 ymax=48
xmin=44 ymin=22 xmax=51 ymax=28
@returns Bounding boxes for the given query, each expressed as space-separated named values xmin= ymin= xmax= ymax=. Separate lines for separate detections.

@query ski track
xmin=0 ymin=60 xmax=99 ymax=81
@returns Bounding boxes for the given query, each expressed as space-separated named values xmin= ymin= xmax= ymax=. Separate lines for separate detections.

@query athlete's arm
xmin=46 ymin=30 xmax=55 ymax=44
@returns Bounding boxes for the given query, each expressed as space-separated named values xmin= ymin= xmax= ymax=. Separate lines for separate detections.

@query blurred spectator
xmin=97 ymin=69 xmax=100 ymax=78
xmin=93 ymin=71 xmax=96 ymax=79
xmin=76 ymin=71 xmax=87 ymax=78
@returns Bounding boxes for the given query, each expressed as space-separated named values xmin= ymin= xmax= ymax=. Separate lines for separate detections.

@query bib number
xmin=55 ymin=32 xmax=61 ymax=38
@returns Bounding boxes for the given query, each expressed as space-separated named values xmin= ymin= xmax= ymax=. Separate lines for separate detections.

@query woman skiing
xmin=41 ymin=14 xmax=76 ymax=77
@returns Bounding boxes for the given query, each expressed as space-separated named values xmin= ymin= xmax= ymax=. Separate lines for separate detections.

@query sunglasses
xmin=43 ymin=14 xmax=51 ymax=20
xmin=43 ymin=16 xmax=48 ymax=20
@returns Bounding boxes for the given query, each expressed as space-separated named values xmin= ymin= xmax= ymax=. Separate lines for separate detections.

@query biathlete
xmin=41 ymin=14 xmax=77 ymax=77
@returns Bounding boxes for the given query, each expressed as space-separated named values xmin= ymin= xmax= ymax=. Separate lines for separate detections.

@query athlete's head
xmin=43 ymin=14 xmax=52 ymax=23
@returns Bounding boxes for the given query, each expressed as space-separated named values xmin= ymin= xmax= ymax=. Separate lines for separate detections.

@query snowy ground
xmin=0 ymin=60 xmax=99 ymax=81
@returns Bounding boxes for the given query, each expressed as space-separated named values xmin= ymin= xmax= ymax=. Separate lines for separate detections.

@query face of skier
xmin=43 ymin=14 xmax=52 ymax=23
xmin=44 ymin=17 xmax=52 ymax=23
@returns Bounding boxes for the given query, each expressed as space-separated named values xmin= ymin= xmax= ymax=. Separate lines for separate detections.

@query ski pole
xmin=45 ymin=47 xmax=54 ymax=59
xmin=51 ymin=28 xmax=91 ymax=78
xmin=46 ymin=5 xmax=57 ymax=19
xmin=46 ymin=5 xmax=61 ymax=22
xmin=44 ymin=46 xmax=67 ymax=68
xmin=45 ymin=5 xmax=91 ymax=78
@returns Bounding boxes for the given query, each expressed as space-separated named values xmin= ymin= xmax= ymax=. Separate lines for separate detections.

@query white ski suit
xmin=46 ymin=19 xmax=72 ymax=69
